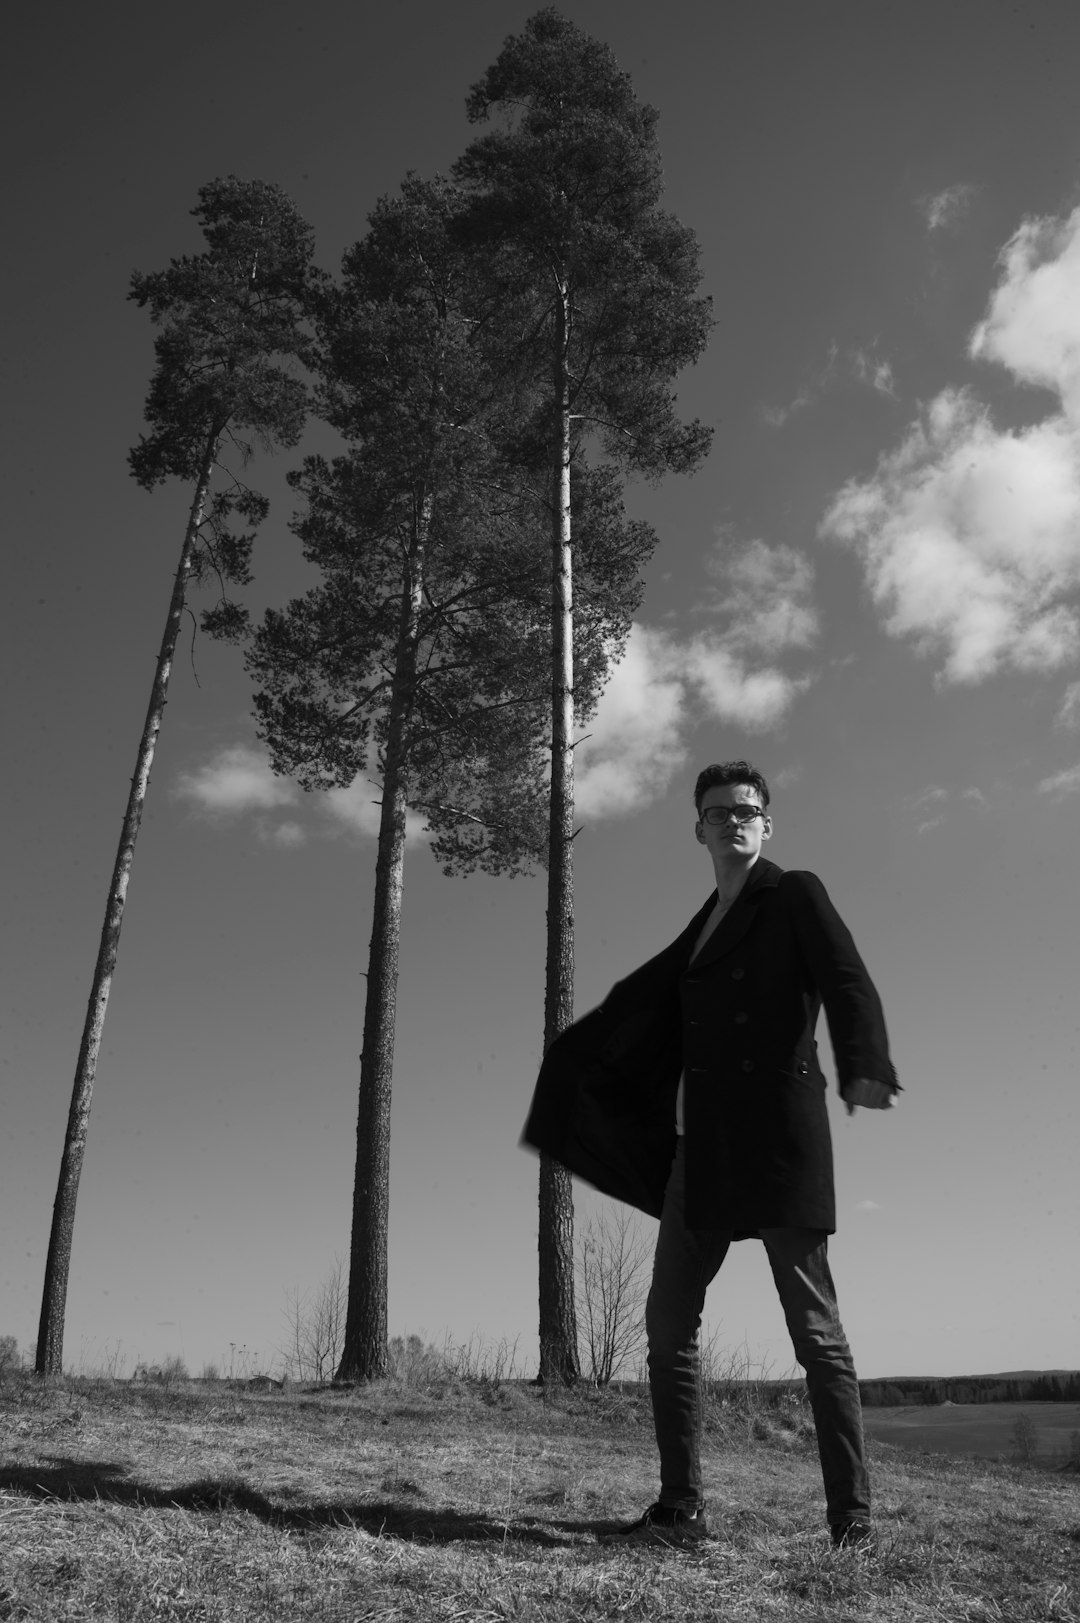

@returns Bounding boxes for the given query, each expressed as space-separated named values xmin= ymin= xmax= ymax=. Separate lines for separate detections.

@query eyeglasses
xmin=700 ymin=805 xmax=766 ymax=827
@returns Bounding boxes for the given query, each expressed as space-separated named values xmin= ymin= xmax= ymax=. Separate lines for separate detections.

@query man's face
xmin=695 ymin=781 xmax=772 ymax=867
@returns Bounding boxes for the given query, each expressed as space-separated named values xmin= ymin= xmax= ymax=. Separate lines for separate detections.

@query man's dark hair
xmin=693 ymin=760 xmax=771 ymax=816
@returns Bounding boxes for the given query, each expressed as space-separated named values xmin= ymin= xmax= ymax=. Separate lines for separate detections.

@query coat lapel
xmin=687 ymin=858 xmax=783 ymax=972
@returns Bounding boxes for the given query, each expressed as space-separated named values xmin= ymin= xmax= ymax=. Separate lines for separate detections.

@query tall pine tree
xmin=35 ymin=178 xmax=315 ymax=1375
xmin=245 ymin=176 xmax=651 ymax=1380
xmin=454 ymin=9 xmax=714 ymax=1382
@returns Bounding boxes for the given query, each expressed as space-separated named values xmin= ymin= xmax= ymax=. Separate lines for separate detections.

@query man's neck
xmin=710 ymin=852 xmax=759 ymax=908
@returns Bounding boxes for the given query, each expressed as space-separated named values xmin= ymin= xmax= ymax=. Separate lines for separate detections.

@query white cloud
xmin=185 ymin=538 xmax=818 ymax=842
xmin=771 ymin=763 xmax=804 ymax=791
xmin=921 ymin=183 xmax=978 ymax=233
xmin=574 ymin=625 xmax=690 ymax=819
xmin=323 ymin=777 xmax=429 ymax=843
xmin=263 ymin=820 xmax=307 ymax=848
xmin=851 ymin=349 xmax=897 ymax=399
xmin=763 ymin=344 xmax=897 ymax=428
xmin=822 ymin=387 xmax=1080 ymax=683
xmin=1056 ymin=681 xmax=1080 ymax=731
xmin=855 ymin=1199 xmax=882 ymax=1212
xmin=1037 ymin=763 xmax=1080 ymax=799
xmin=913 ymin=783 xmax=990 ymax=826
xmin=682 ymin=638 xmax=811 ymax=726
xmin=907 ymin=783 xmax=988 ymax=831
xmin=823 ymin=204 xmax=1080 ymax=687
xmin=176 ymin=744 xmax=430 ymax=845
xmin=576 ymin=543 xmax=816 ymax=819
xmin=574 ymin=626 xmax=806 ymax=820
xmin=323 ymin=778 xmax=383 ymax=838
xmin=971 ymin=208 xmax=1080 ymax=424
xmin=705 ymin=539 xmax=818 ymax=656
xmin=762 ymin=390 xmax=813 ymax=429
xmin=910 ymin=784 xmax=948 ymax=835
xmin=174 ymin=745 xmax=298 ymax=814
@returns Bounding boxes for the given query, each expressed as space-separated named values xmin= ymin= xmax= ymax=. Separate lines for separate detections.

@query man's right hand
xmin=841 ymin=1077 xmax=897 ymax=1116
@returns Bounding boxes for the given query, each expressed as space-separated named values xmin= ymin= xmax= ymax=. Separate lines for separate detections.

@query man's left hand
xmin=842 ymin=1077 xmax=897 ymax=1116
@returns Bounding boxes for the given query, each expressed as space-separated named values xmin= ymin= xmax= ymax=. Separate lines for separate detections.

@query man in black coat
xmin=524 ymin=760 xmax=898 ymax=1550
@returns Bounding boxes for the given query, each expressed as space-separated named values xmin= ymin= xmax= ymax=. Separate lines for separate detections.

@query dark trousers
xmin=645 ymin=1141 xmax=870 ymax=1529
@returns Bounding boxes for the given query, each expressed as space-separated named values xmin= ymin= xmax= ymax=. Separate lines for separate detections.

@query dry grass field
xmin=2 ymin=1364 xmax=1078 ymax=1622
xmin=864 ymin=1402 xmax=1080 ymax=1467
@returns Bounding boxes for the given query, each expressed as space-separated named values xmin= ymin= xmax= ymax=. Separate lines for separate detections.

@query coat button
xmin=797 ymin=1062 xmax=808 ymax=1075
xmin=731 ymin=967 xmax=745 ymax=981
xmin=734 ymin=1012 xmax=749 ymax=1025
xmin=741 ymin=1059 xmax=755 ymax=1073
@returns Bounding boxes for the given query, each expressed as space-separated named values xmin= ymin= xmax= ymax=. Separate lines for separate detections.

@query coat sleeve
xmin=783 ymin=870 xmax=900 ymax=1095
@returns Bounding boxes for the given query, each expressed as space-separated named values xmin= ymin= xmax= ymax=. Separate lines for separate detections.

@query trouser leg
xmin=644 ymin=1142 xmax=731 ymax=1510
xmin=760 ymin=1227 xmax=871 ymax=1528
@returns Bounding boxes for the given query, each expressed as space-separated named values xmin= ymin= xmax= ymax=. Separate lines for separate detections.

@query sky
xmin=3 ymin=0 xmax=1080 ymax=1384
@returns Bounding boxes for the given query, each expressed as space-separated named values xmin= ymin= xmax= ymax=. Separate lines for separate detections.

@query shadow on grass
xmin=0 ymin=1458 xmax=611 ymax=1547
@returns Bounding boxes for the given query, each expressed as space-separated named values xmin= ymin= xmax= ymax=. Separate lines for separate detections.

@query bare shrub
xmin=700 ymin=1333 xmax=770 ymax=1403
xmin=281 ymin=1257 xmax=346 ymax=1385
xmin=132 ymin=1355 xmax=188 ymax=1389
xmin=161 ymin=1355 xmax=189 ymax=1386
xmin=224 ymin=1344 xmax=256 ymax=1381
xmin=576 ymin=1205 xmax=652 ymax=1386
xmin=387 ymin=1334 xmax=445 ymax=1386
xmin=1011 ymin=1411 xmax=1038 ymax=1463
xmin=73 ymin=1338 xmax=128 ymax=1381
xmin=442 ymin=1333 xmax=522 ymax=1389
xmin=699 ymin=1334 xmax=810 ymax=1444
xmin=0 ymin=1335 xmax=23 ymax=1384
xmin=95 ymin=1341 xmax=127 ymax=1382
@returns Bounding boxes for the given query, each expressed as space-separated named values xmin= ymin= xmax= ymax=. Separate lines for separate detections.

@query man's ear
xmin=761 ymin=816 xmax=773 ymax=840
xmin=694 ymin=820 xmax=706 ymax=844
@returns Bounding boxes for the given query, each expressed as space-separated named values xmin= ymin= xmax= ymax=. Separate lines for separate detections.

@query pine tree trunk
xmin=335 ymin=759 xmax=405 ymax=1382
xmin=335 ymin=494 xmax=430 ymax=1382
xmin=35 ymin=431 xmax=219 ymax=1376
xmin=538 ymin=285 xmax=580 ymax=1386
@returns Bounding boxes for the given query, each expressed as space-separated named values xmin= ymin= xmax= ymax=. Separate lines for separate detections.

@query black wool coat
xmin=523 ymin=858 xmax=898 ymax=1234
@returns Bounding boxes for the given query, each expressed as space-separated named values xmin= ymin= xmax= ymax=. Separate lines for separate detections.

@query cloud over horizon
xmin=821 ymin=204 xmax=1080 ymax=688
xmin=179 ymin=539 xmax=820 ymax=834
xmin=1037 ymin=762 xmax=1080 ymax=799
xmin=920 ymin=182 xmax=978 ymax=233
xmin=1055 ymin=681 xmax=1080 ymax=731
xmin=575 ymin=541 xmax=817 ymax=819
xmin=323 ymin=778 xmax=429 ymax=843
xmin=174 ymin=745 xmax=298 ymax=815
xmin=763 ymin=341 xmax=897 ymax=427
xmin=176 ymin=744 xmax=432 ymax=846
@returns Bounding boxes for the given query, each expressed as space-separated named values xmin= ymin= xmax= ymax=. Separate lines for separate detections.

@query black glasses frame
xmin=699 ymin=805 xmax=766 ymax=827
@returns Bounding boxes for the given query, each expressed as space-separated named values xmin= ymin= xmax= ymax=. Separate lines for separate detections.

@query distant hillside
xmin=858 ymin=1371 xmax=1080 ymax=1407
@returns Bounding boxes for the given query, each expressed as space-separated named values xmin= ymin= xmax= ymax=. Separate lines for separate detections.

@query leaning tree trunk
xmin=36 ymin=430 xmax=219 ymax=1375
xmin=335 ymin=495 xmax=430 ymax=1383
xmin=538 ymin=286 xmax=580 ymax=1386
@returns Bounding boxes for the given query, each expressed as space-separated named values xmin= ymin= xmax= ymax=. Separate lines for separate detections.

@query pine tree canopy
xmin=246 ymin=176 xmax=651 ymax=877
xmin=452 ymin=8 xmax=714 ymax=479
xmin=127 ymin=177 xmax=317 ymax=614
xmin=129 ymin=177 xmax=315 ymax=485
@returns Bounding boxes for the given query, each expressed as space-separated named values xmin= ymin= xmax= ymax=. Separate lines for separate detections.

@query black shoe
xmin=831 ymin=1520 xmax=875 ymax=1551
xmin=605 ymin=1501 xmax=709 ymax=1548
